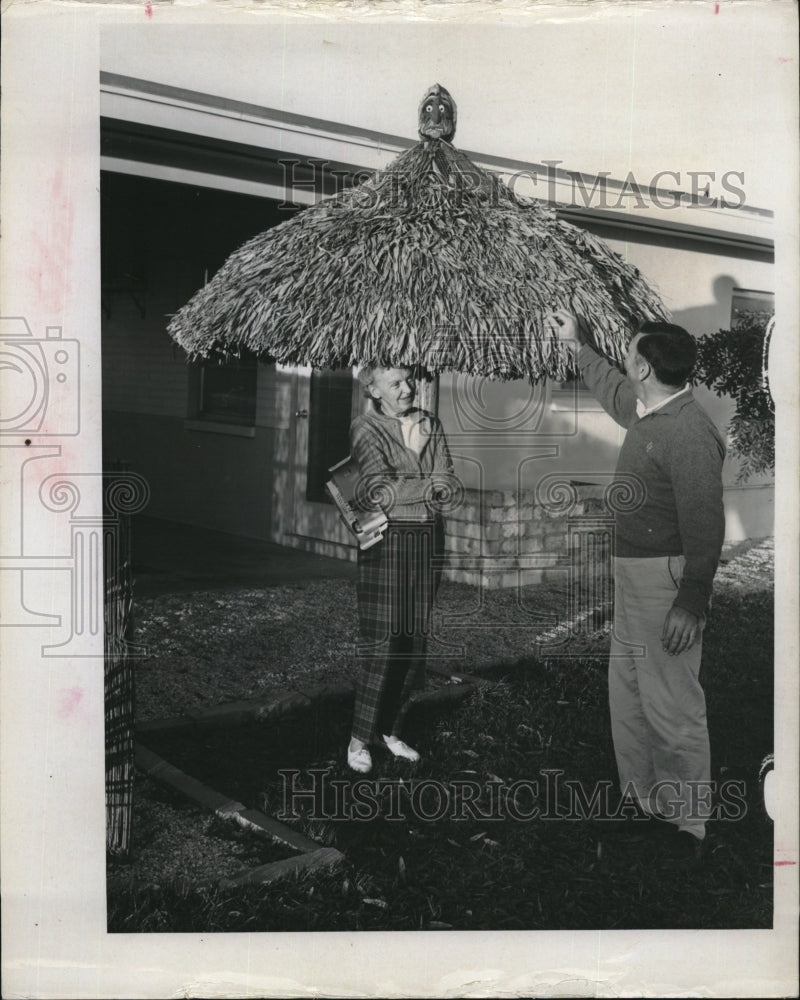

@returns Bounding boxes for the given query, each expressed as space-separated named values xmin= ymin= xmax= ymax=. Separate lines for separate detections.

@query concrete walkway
xmin=132 ymin=515 xmax=356 ymax=597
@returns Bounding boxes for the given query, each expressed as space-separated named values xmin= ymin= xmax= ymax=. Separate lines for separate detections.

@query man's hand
xmin=661 ymin=606 xmax=701 ymax=655
xmin=545 ymin=310 xmax=586 ymax=351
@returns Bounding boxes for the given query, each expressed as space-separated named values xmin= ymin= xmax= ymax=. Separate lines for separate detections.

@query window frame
xmin=186 ymin=350 xmax=259 ymax=435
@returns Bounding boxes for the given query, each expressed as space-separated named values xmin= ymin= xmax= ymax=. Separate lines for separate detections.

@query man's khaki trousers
xmin=610 ymin=555 xmax=711 ymax=839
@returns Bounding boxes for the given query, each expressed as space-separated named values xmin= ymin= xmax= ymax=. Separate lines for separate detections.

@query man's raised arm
xmin=547 ymin=311 xmax=638 ymax=428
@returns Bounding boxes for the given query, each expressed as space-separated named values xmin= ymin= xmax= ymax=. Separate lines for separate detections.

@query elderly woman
xmin=346 ymin=364 xmax=454 ymax=774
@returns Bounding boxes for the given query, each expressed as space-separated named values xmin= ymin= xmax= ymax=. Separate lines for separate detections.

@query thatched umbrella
xmin=168 ymin=84 xmax=669 ymax=381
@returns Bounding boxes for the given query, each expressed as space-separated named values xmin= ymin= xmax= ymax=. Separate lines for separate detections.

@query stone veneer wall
xmin=442 ymin=483 xmax=613 ymax=589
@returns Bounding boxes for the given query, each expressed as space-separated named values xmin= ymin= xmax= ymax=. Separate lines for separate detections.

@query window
xmin=730 ymin=288 xmax=774 ymax=330
xmin=195 ymin=351 xmax=258 ymax=426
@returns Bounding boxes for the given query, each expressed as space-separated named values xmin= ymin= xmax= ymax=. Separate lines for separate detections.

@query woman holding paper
xmin=346 ymin=365 xmax=454 ymax=774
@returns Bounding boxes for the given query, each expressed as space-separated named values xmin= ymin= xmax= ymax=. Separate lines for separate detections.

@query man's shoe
xmin=382 ymin=734 xmax=420 ymax=762
xmin=347 ymin=741 xmax=372 ymax=774
xmin=664 ymin=830 xmax=705 ymax=871
xmin=608 ymin=799 xmax=670 ymax=839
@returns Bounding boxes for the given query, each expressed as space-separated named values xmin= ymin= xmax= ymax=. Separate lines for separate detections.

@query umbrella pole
xmin=417 ymin=373 xmax=440 ymax=418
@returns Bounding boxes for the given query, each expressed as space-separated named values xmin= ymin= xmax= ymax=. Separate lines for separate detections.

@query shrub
xmin=694 ymin=321 xmax=774 ymax=482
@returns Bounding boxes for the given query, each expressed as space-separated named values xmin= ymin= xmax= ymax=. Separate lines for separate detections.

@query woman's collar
xmin=370 ymin=405 xmax=425 ymax=422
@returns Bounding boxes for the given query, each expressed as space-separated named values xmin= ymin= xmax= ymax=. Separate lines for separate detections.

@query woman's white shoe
xmin=382 ymin=734 xmax=420 ymax=762
xmin=347 ymin=741 xmax=373 ymax=774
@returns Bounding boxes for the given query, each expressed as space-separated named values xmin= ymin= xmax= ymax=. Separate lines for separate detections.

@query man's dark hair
xmin=634 ymin=321 xmax=697 ymax=388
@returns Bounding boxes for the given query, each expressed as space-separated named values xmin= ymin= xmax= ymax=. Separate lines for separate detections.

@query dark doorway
xmin=305 ymin=369 xmax=355 ymax=503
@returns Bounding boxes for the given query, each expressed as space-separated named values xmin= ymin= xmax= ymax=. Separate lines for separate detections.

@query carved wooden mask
xmin=418 ymin=84 xmax=457 ymax=142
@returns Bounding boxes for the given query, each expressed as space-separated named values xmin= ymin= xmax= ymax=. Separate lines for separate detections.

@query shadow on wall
xmin=673 ymin=273 xmax=742 ymax=453
xmin=671 ymin=274 xmax=740 ymax=338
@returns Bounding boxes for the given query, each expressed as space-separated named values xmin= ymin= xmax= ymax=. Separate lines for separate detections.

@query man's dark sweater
xmin=578 ymin=344 xmax=726 ymax=618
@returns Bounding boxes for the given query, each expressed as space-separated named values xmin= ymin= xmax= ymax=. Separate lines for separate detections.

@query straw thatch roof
xmin=168 ymin=90 xmax=669 ymax=382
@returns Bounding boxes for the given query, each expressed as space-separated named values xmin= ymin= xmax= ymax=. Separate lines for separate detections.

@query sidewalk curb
xmin=185 ymin=690 xmax=313 ymax=727
xmin=136 ymin=673 xmax=490 ymax=737
xmin=135 ymin=744 xmax=327 ymax=855
xmin=218 ymin=848 xmax=344 ymax=888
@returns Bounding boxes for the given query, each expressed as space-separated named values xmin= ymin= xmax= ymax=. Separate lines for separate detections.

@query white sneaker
xmin=347 ymin=740 xmax=372 ymax=774
xmin=382 ymin=734 xmax=420 ymax=762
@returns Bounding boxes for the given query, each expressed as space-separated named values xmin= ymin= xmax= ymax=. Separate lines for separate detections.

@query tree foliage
xmin=694 ymin=321 xmax=774 ymax=483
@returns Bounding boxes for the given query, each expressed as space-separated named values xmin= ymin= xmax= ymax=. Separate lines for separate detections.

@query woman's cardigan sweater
xmin=350 ymin=407 xmax=454 ymax=522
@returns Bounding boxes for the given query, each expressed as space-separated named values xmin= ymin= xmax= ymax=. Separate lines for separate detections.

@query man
xmin=549 ymin=311 xmax=726 ymax=866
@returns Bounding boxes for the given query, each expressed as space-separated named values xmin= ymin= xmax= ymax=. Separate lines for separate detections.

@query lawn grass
xmin=106 ymin=771 xmax=300 ymax=898
xmin=111 ymin=541 xmax=774 ymax=932
xmin=131 ymin=576 xmax=574 ymax=720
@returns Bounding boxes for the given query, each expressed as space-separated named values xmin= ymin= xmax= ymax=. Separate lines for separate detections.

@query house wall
xmin=104 ymin=410 xmax=277 ymax=539
xmin=101 ymin=174 xmax=289 ymax=538
xmin=102 ymin=293 xmax=283 ymax=539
